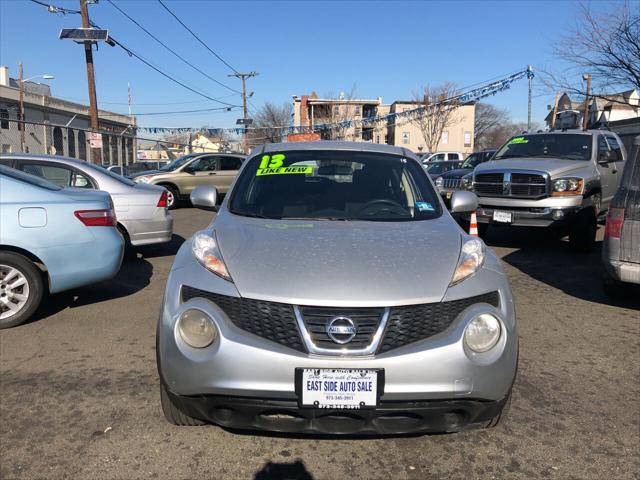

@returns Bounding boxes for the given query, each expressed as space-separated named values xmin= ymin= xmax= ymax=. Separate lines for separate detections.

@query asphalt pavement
xmin=1 ymin=208 xmax=639 ymax=480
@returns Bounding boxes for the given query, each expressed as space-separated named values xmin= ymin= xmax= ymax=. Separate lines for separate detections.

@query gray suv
xmin=472 ymin=130 xmax=626 ymax=251
xmin=157 ymin=142 xmax=518 ymax=435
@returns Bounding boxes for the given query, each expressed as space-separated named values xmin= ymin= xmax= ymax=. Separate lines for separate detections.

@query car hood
xmin=476 ymin=157 xmax=588 ymax=177
xmin=440 ymin=168 xmax=472 ymax=179
xmin=131 ymin=169 xmax=164 ymax=178
xmin=213 ymin=213 xmax=463 ymax=307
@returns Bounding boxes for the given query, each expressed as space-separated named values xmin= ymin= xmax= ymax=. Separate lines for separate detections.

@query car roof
xmin=1 ymin=153 xmax=91 ymax=166
xmin=256 ymin=141 xmax=416 ymax=158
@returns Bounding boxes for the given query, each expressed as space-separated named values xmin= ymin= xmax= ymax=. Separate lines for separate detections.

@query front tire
xmin=0 ymin=252 xmax=44 ymax=329
xmin=569 ymin=208 xmax=597 ymax=252
xmin=160 ymin=383 xmax=205 ymax=426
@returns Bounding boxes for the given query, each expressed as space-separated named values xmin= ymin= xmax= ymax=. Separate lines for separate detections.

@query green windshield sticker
xmin=509 ymin=136 xmax=529 ymax=145
xmin=259 ymin=153 xmax=286 ymax=169
xmin=256 ymin=166 xmax=313 ymax=176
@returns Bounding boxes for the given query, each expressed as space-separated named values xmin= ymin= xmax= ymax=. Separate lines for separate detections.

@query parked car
xmin=157 ymin=141 xmax=517 ymax=435
xmin=131 ymin=152 xmax=245 ymax=209
xmin=0 ymin=154 xmax=173 ymax=247
xmin=472 ymin=130 xmax=626 ymax=251
xmin=424 ymin=160 xmax=464 ymax=180
xmin=0 ymin=166 xmax=123 ymax=328
xmin=421 ymin=151 xmax=464 ymax=164
xmin=436 ymin=149 xmax=497 ymax=196
xmin=602 ymin=134 xmax=640 ymax=293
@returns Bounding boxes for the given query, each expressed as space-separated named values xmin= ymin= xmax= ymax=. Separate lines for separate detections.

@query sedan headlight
xmin=552 ymin=177 xmax=583 ymax=196
xmin=464 ymin=313 xmax=501 ymax=353
xmin=435 ymin=176 xmax=444 ymax=187
xmin=450 ymin=236 xmax=485 ymax=285
xmin=192 ymin=230 xmax=232 ymax=281
xmin=178 ymin=309 xmax=217 ymax=348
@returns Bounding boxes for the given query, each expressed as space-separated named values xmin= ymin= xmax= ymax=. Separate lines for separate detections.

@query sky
xmin=0 ymin=0 xmax=612 ymax=130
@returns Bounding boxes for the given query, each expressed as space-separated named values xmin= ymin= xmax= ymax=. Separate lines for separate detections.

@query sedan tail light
xmin=157 ymin=190 xmax=168 ymax=208
xmin=74 ymin=208 xmax=117 ymax=227
xmin=604 ymin=207 xmax=625 ymax=238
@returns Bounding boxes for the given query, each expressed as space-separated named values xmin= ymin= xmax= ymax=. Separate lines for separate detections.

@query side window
xmin=449 ymin=153 xmax=460 ymax=161
xmin=188 ymin=156 xmax=217 ymax=172
xmin=20 ymin=162 xmax=73 ymax=187
xmin=71 ymin=171 xmax=93 ymax=188
xmin=220 ymin=156 xmax=242 ymax=171
xmin=605 ymin=136 xmax=623 ymax=161
xmin=433 ymin=153 xmax=445 ymax=161
xmin=598 ymin=136 xmax=610 ymax=154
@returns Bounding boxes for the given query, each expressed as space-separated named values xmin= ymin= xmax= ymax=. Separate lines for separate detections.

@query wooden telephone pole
xmin=228 ymin=72 xmax=258 ymax=153
xmin=80 ymin=0 xmax=100 ymax=163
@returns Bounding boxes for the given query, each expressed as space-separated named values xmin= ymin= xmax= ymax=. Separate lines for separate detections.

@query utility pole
xmin=582 ymin=73 xmax=591 ymax=130
xmin=19 ymin=63 xmax=25 ymax=152
xmin=527 ymin=65 xmax=533 ymax=131
xmin=80 ymin=0 xmax=100 ymax=163
xmin=228 ymin=72 xmax=258 ymax=153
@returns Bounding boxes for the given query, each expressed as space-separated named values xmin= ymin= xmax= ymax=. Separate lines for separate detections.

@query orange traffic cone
xmin=469 ymin=212 xmax=479 ymax=236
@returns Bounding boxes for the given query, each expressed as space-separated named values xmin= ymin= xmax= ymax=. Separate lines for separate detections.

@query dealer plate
xmin=297 ymin=368 xmax=380 ymax=409
xmin=492 ymin=210 xmax=512 ymax=223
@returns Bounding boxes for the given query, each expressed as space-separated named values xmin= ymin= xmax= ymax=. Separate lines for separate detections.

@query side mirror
xmin=190 ymin=185 xmax=218 ymax=211
xmin=450 ymin=190 xmax=479 ymax=214
xmin=183 ymin=166 xmax=196 ymax=174
xmin=598 ymin=150 xmax=613 ymax=164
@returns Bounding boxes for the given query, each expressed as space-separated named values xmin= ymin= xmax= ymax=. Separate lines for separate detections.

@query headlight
xmin=435 ymin=176 xmax=444 ymax=187
xmin=552 ymin=177 xmax=583 ymax=196
xmin=192 ymin=230 xmax=232 ymax=281
xmin=461 ymin=174 xmax=473 ymax=190
xmin=135 ymin=175 xmax=152 ymax=183
xmin=464 ymin=313 xmax=501 ymax=353
xmin=450 ymin=236 xmax=485 ymax=285
xmin=178 ymin=309 xmax=217 ymax=348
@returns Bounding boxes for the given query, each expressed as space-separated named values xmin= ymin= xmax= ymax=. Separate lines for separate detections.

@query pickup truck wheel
xmin=160 ymin=383 xmax=205 ymax=426
xmin=163 ymin=185 xmax=179 ymax=210
xmin=0 ymin=253 xmax=44 ymax=329
xmin=569 ymin=209 xmax=597 ymax=252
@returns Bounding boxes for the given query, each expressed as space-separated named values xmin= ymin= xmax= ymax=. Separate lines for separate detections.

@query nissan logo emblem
xmin=326 ymin=316 xmax=357 ymax=344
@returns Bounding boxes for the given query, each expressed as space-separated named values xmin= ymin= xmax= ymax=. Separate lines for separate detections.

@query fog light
xmin=178 ymin=309 xmax=217 ymax=348
xmin=552 ymin=209 xmax=565 ymax=220
xmin=464 ymin=313 xmax=501 ymax=353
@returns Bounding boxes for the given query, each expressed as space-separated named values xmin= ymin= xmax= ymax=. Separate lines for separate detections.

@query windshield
xmin=159 ymin=154 xmax=195 ymax=171
xmin=229 ymin=150 xmax=442 ymax=221
xmin=426 ymin=162 xmax=459 ymax=174
xmin=0 ymin=165 xmax=62 ymax=191
xmin=494 ymin=134 xmax=592 ymax=161
xmin=461 ymin=152 xmax=482 ymax=169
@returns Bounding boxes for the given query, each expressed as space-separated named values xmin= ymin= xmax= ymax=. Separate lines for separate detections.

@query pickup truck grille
xmin=474 ymin=172 xmax=547 ymax=199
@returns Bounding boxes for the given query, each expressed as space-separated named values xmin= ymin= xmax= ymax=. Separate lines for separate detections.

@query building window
xmin=68 ymin=129 xmax=76 ymax=158
xmin=2 ymin=144 xmax=11 ymax=153
xmin=102 ymin=134 xmax=110 ymax=164
xmin=0 ymin=109 xmax=8 ymax=129
xmin=53 ymin=127 xmax=64 ymax=155
xmin=127 ymin=137 xmax=133 ymax=163
xmin=441 ymin=130 xmax=449 ymax=145
xmin=464 ymin=131 xmax=472 ymax=147
xmin=78 ymin=130 xmax=87 ymax=160
xmin=402 ymin=132 xmax=410 ymax=144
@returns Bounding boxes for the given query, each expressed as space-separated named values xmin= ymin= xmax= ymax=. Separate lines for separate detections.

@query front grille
xmin=474 ymin=172 xmax=547 ymax=198
xmin=181 ymin=286 xmax=306 ymax=353
xmin=379 ymin=292 xmax=500 ymax=353
xmin=442 ymin=178 xmax=462 ymax=190
xmin=298 ymin=306 xmax=384 ymax=350
xmin=182 ymin=287 xmax=500 ymax=355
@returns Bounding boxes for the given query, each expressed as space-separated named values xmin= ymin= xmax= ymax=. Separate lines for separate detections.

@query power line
xmin=104 ymin=106 xmax=240 ymax=116
xmin=106 ymin=0 xmax=241 ymax=94
xmin=29 ymin=0 xmax=80 ymax=14
xmin=157 ymin=0 xmax=239 ymax=74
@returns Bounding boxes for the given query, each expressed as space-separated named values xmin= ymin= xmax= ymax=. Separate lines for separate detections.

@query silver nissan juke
xmin=156 ymin=141 xmax=518 ymax=435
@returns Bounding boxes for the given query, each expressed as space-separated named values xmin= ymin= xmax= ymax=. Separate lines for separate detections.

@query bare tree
xmin=474 ymin=103 xmax=511 ymax=150
xmin=540 ymin=1 xmax=640 ymax=102
xmin=248 ymin=102 xmax=293 ymax=147
xmin=411 ymin=83 xmax=461 ymax=153
xmin=482 ymin=120 xmax=542 ymax=150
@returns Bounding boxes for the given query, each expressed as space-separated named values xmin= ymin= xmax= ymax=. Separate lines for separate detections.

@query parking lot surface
xmin=1 ymin=208 xmax=639 ymax=480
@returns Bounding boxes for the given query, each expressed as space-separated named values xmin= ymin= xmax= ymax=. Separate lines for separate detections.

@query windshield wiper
xmin=493 ymin=154 xmax=530 ymax=160
xmin=280 ymin=216 xmax=352 ymax=221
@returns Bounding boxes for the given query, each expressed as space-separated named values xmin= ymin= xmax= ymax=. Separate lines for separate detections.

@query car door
xmin=597 ymin=135 xmax=618 ymax=208
xmin=179 ymin=155 xmax=218 ymax=195
xmin=14 ymin=160 xmax=94 ymax=189
xmin=214 ymin=156 xmax=243 ymax=193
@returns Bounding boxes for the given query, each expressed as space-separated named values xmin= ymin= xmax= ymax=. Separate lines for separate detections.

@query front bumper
xmin=164 ymin=389 xmax=510 ymax=435
xmin=475 ymin=205 xmax=581 ymax=227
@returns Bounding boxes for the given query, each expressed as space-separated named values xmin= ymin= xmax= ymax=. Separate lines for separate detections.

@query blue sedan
xmin=0 ymin=166 xmax=124 ymax=328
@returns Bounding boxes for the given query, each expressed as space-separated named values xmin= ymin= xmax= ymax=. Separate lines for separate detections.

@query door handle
xmin=208 ymin=172 xmax=217 ymax=175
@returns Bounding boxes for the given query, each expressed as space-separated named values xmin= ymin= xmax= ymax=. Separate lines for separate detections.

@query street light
xmin=18 ymin=62 xmax=54 ymax=152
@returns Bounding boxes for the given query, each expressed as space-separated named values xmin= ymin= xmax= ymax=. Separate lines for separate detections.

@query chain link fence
xmin=0 ymin=118 xmax=137 ymax=166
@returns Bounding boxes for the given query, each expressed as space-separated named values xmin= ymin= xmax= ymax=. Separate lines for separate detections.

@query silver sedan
xmin=0 ymin=154 xmax=173 ymax=247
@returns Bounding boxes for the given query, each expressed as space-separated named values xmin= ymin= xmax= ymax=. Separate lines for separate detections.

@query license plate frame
xmin=492 ymin=210 xmax=513 ymax=223
xmin=295 ymin=368 xmax=384 ymax=409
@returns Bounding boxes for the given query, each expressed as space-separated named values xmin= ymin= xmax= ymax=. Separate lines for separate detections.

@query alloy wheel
xmin=0 ymin=264 xmax=30 ymax=320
